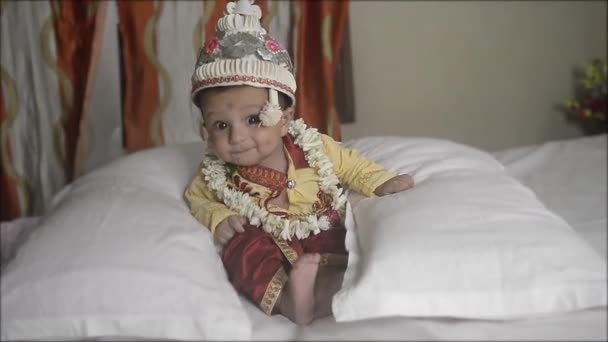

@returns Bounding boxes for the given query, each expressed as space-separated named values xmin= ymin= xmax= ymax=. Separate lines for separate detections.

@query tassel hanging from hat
xmin=260 ymin=88 xmax=283 ymax=126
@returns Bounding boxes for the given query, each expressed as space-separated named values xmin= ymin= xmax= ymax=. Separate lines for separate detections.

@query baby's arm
xmin=320 ymin=135 xmax=413 ymax=197
xmin=184 ymin=171 xmax=244 ymax=241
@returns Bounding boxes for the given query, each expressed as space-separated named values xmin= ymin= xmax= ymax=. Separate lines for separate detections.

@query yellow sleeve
xmin=320 ymin=134 xmax=396 ymax=197
xmin=184 ymin=170 xmax=238 ymax=236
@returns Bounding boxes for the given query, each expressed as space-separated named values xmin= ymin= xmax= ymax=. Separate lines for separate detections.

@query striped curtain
xmin=0 ymin=0 xmax=347 ymax=222
xmin=1 ymin=0 xmax=105 ymax=220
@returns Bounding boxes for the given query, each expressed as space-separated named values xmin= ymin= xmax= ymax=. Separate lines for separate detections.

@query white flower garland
xmin=201 ymin=118 xmax=347 ymax=240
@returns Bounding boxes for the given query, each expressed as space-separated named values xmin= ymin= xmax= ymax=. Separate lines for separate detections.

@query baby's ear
xmin=199 ymin=119 xmax=208 ymax=141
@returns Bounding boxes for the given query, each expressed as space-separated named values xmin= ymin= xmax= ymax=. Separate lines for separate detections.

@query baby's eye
xmin=213 ymin=121 xmax=228 ymax=130
xmin=247 ymin=115 xmax=261 ymax=125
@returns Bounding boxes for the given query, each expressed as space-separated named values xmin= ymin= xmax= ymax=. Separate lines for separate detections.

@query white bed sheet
xmin=492 ymin=134 xmax=607 ymax=257
xmin=239 ymin=134 xmax=607 ymax=341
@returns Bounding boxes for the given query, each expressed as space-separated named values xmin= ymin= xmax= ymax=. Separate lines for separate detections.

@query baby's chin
xmin=225 ymin=152 xmax=263 ymax=166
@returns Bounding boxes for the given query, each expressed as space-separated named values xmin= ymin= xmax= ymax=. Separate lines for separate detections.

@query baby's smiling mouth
xmin=231 ymin=147 xmax=254 ymax=154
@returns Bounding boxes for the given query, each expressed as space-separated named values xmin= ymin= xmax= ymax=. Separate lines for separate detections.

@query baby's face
xmin=199 ymin=86 xmax=288 ymax=167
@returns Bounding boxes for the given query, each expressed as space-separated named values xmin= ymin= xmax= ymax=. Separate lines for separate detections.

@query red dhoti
xmin=221 ymin=224 xmax=348 ymax=315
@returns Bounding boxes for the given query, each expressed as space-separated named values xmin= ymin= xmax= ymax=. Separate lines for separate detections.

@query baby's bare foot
xmin=279 ymin=253 xmax=320 ymax=325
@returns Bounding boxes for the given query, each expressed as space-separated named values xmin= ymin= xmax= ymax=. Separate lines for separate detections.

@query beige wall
xmin=341 ymin=1 xmax=607 ymax=151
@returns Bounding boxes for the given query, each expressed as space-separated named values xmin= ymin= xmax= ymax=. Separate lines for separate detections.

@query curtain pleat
xmin=0 ymin=85 xmax=23 ymax=220
xmin=117 ymin=0 xmax=164 ymax=152
xmin=292 ymin=0 xmax=348 ymax=140
xmin=73 ymin=1 xmax=109 ymax=177
xmin=53 ymin=0 xmax=100 ymax=181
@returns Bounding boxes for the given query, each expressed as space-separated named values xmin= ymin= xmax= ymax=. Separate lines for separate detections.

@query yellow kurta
xmin=184 ymin=134 xmax=396 ymax=236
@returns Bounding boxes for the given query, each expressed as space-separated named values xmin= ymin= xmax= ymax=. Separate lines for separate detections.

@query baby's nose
xmin=229 ymin=125 xmax=247 ymax=143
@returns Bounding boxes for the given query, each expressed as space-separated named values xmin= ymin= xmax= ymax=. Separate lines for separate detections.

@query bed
xmin=1 ymin=133 xmax=606 ymax=341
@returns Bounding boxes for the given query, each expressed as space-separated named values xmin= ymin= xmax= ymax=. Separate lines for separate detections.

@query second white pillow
xmin=333 ymin=136 xmax=607 ymax=322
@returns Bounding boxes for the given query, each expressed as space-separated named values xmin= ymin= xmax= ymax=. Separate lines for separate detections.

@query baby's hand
xmin=215 ymin=215 xmax=247 ymax=245
xmin=374 ymin=174 xmax=414 ymax=196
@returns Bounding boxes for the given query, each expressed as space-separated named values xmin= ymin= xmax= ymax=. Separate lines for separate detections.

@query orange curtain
xmin=117 ymin=1 xmax=164 ymax=152
xmin=292 ymin=0 xmax=349 ymax=140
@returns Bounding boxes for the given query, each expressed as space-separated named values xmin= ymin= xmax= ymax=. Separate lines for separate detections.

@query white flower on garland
xmin=201 ymin=119 xmax=346 ymax=240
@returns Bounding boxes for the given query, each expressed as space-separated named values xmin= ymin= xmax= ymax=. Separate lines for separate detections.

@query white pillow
xmin=333 ymin=136 xmax=607 ymax=321
xmin=1 ymin=142 xmax=252 ymax=341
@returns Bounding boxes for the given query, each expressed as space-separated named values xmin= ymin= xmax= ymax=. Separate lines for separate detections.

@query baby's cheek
xmin=207 ymin=142 xmax=226 ymax=160
xmin=208 ymin=136 xmax=225 ymax=151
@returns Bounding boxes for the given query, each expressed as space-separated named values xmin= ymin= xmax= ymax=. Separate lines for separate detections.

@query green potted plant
xmin=562 ymin=59 xmax=607 ymax=135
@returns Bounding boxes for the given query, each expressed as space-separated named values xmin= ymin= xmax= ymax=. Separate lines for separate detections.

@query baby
xmin=185 ymin=0 xmax=413 ymax=325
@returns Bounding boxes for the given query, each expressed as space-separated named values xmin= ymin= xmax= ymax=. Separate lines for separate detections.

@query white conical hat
xmin=191 ymin=0 xmax=296 ymax=109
